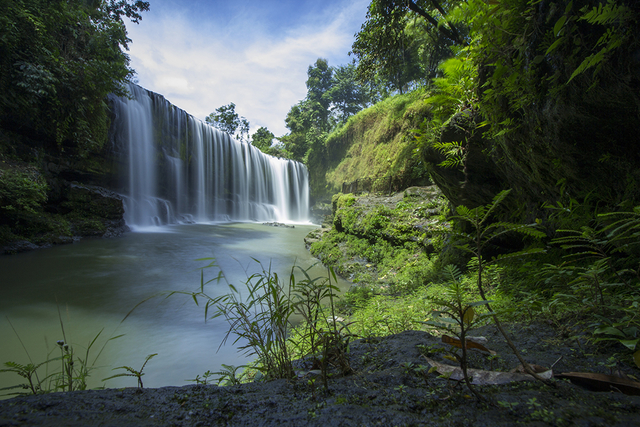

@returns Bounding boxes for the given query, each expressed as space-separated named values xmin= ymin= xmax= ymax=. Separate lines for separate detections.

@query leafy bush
xmin=0 ymin=167 xmax=48 ymax=216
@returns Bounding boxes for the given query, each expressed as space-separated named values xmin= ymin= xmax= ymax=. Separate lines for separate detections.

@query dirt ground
xmin=1 ymin=321 xmax=639 ymax=427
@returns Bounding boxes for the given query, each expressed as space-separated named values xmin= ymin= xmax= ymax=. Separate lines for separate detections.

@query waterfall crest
xmin=109 ymin=84 xmax=309 ymax=228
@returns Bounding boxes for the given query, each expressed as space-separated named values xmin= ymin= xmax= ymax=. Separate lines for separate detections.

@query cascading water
xmin=109 ymin=84 xmax=310 ymax=228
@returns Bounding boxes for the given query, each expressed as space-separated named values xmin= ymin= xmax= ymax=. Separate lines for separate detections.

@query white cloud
xmin=125 ymin=0 xmax=368 ymax=137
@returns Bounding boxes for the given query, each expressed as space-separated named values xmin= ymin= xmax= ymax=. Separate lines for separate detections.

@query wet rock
xmin=1 ymin=239 xmax=40 ymax=254
xmin=262 ymin=222 xmax=295 ymax=228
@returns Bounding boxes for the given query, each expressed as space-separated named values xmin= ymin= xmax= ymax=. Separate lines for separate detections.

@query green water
xmin=0 ymin=223 xmax=345 ymax=395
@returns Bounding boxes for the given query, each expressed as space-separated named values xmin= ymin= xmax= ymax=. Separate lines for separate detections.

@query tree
xmin=205 ymin=103 xmax=250 ymax=142
xmin=0 ymin=0 xmax=149 ymax=156
xmin=305 ymin=59 xmax=334 ymax=131
xmin=326 ymin=64 xmax=371 ymax=124
xmin=251 ymin=127 xmax=275 ymax=152
xmin=280 ymin=58 xmax=376 ymax=163
xmin=351 ymin=0 xmax=464 ymax=93
xmin=279 ymin=102 xmax=313 ymax=162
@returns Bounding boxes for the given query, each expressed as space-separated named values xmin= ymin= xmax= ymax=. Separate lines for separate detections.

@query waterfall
xmin=109 ymin=84 xmax=310 ymax=228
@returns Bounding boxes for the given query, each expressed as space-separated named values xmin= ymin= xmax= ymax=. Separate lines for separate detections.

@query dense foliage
xmin=0 ymin=0 xmax=149 ymax=156
xmin=456 ymin=0 xmax=639 ymax=211
xmin=351 ymin=0 xmax=465 ymax=93
xmin=279 ymin=59 xmax=377 ymax=164
xmin=308 ymin=0 xmax=640 ymax=373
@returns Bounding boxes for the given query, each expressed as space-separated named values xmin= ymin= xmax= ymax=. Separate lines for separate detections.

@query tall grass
xmin=179 ymin=258 xmax=352 ymax=387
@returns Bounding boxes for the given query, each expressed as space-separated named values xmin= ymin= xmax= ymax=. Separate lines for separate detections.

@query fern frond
xmin=483 ymin=222 xmax=546 ymax=241
xmin=480 ymin=189 xmax=512 ymax=225
xmin=490 ymin=248 xmax=546 ymax=264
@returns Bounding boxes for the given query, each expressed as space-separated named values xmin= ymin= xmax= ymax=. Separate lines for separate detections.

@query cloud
xmin=125 ymin=0 xmax=368 ymax=137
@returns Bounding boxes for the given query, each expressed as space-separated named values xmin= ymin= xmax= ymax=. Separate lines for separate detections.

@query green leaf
xmin=620 ymin=339 xmax=639 ymax=351
xmin=467 ymin=300 xmax=493 ymax=307
xmin=462 ymin=306 xmax=475 ymax=325
xmin=568 ymin=47 xmax=607 ymax=83
xmin=594 ymin=326 xmax=626 ymax=337
xmin=554 ymin=16 xmax=567 ymax=36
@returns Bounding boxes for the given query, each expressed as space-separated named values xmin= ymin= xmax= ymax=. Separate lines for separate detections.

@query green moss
xmin=308 ymin=89 xmax=431 ymax=200
xmin=313 ymin=188 xmax=449 ymax=298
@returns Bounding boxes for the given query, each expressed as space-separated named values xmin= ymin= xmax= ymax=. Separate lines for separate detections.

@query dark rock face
xmin=62 ymin=184 xmax=129 ymax=238
xmin=423 ymin=110 xmax=504 ymax=209
xmin=424 ymin=88 xmax=640 ymax=226
xmin=0 ymin=127 xmax=128 ymax=254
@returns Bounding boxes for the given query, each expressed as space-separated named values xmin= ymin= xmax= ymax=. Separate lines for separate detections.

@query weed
xmin=187 ymin=370 xmax=216 ymax=385
xmin=186 ymin=259 xmax=297 ymax=380
xmin=289 ymin=265 xmax=354 ymax=390
xmin=0 ymin=361 xmax=52 ymax=396
xmin=173 ymin=258 xmax=354 ymax=389
xmin=394 ymin=384 xmax=407 ymax=393
xmin=1 ymin=313 xmax=121 ymax=396
xmin=102 ymin=353 xmax=157 ymax=389
xmin=422 ymin=264 xmax=491 ymax=399
xmin=211 ymin=364 xmax=246 ymax=386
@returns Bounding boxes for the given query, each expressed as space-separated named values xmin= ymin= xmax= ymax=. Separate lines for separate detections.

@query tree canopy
xmin=205 ymin=103 xmax=250 ymax=143
xmin=251 ymin=127 xmax=275 ymax=152
xmin=279 ymin=59 xmax=376 ymax=163
xmin=351 ymin=0 xmax=464 ymax=93
xmin=0 ymin=0 xmax=149 ymax=156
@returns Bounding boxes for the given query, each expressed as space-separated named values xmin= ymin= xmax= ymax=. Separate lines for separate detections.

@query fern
xmin=431 ymin=141 xmax=465 ymax=168
xmin=442 ymin=189 xmax=552 ymax=385
xmin=568 ymin=0 xmax=633 ymax=84
xmin=102 ymin=353 xmax=157 ymax=389
xmin=417 ymin=51 xmax=479 ymax=171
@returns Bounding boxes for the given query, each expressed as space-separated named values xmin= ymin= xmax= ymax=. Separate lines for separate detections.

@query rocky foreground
xmin=1 ymin=322 xmax=639 ymax=426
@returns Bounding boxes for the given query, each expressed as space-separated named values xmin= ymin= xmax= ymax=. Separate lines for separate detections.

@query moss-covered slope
xmin=307 ymin=89 xmax=432 ymax=201
xmin=0 ymin=128 xmax=127 ymax=254
xmin=305 ymin=186 xmax=451 ymax=294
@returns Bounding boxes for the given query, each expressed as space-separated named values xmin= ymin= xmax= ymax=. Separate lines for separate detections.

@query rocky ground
xmin=1 ymin=321 xmax=640 ymax=426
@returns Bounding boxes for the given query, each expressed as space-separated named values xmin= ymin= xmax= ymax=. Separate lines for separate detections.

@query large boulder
xmin=422 ymin=110 xmax=503 ymax=209
xmin=61 ymin=183 xmax=128 ymax=237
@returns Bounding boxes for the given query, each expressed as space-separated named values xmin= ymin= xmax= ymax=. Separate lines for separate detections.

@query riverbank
xmin=1 ymin=322 xmax=640 ymax=426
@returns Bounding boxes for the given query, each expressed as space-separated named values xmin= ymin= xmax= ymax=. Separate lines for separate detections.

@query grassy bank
xmin=306 ymin=187 xmax=640 ymax=375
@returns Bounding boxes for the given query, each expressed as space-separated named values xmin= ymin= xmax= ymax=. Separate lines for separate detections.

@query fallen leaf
xmin=441 ymin=335 xmax=497 ymax=355
xmin=555 ymin=372 xmax=640 ymax=396
xmin=424 ymin=357 xmax=553 ymax=385
xmin=634 ymin=349 xmax=640 ymax=369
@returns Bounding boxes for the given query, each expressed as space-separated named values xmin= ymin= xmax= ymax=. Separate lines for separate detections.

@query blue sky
xmin=125 ymin=0 xmax=370 ymax=137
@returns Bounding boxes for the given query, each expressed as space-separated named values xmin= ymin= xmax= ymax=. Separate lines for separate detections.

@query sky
xmin=125 ymin=0 xmax=370 ymax=137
